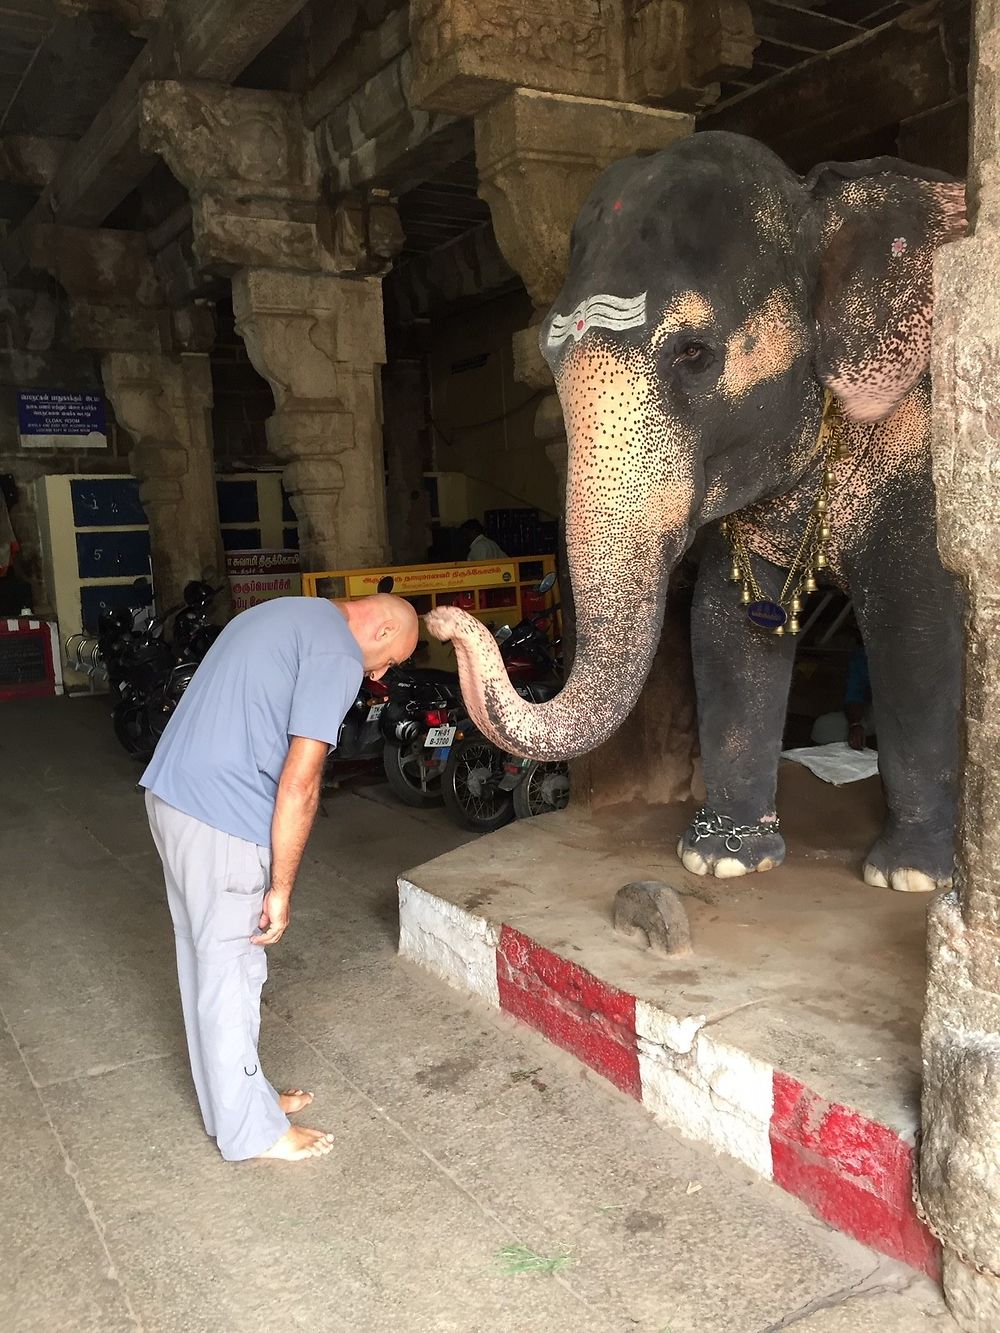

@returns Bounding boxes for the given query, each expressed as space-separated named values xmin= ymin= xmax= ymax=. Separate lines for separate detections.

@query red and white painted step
xmin=398 ymin=879 xmax=939 ymax=1280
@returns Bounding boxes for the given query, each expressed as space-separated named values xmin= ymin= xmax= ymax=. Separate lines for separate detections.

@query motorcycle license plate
xmin=425 ymin=725 xmax=456 ymax=747
xmin=367 ymin=703 xmax=386 ymax=720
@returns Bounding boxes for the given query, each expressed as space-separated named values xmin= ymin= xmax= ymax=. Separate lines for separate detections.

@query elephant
xmin=426 ymin=131 xmax=967 ymax=894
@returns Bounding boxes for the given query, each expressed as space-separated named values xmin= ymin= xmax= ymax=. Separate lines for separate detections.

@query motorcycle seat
xmin=517 ymin=679 xmax=562 ymax=704
xmin=400 ymin=666 xmax=458 ymax=685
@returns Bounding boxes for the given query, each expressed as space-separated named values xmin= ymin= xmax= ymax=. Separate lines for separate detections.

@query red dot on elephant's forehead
xmin=576 ymin=319 xmax=584 ymax=330
xmin=613 ymin=199 xmax=623 ymax=212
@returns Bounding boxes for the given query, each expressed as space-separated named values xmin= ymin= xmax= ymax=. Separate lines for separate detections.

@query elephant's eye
xmin=675 ymin=340 xmax=712 ymax=367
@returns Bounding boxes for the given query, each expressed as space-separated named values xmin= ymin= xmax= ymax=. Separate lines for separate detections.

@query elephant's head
xmin=427 ymin=131 xmax=965 ymax=761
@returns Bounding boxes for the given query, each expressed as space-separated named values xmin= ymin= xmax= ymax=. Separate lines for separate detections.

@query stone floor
xmin=0 ymin=696 xmax=957 ymax=1332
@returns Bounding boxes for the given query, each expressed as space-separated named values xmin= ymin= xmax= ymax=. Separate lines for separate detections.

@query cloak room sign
xmin=17 ymin=390 xmax=108 ymax=450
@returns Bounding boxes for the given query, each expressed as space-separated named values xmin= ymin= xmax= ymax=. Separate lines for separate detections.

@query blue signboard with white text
xmin=17 ymin=390 xmax=107 ymax=450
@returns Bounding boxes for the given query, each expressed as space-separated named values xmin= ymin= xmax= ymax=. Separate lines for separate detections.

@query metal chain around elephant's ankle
xmin=690 ymin=808 xmax=781 ymax=854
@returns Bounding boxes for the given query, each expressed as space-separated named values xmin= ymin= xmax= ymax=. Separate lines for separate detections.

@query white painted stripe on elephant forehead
xmin=635 ymin=998 xmax=774 ymax=1178
xmin=547 ymin=291 xmax=647 ymax=347
xmin=397 ymin=878 xmax=500 ymax=1008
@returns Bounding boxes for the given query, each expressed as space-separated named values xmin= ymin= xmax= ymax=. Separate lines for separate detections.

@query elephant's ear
xmin=804 ymin=158 xmax=966 ymax=422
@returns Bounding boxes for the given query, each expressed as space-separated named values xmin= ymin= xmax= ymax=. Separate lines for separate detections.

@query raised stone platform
xmin=398 ymin=763 xmax=941 ymax=1279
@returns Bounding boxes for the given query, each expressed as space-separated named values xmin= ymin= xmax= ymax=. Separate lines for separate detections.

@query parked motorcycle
xmin=379 ymin=667 xmax=462 ymax=808
xmin=104 ymin=580 xmax=223 ymax=760
xmin=441 ymin=574 xmax=569 ymax=831
xmin=322 ymin=675 xmax=391 ymax=786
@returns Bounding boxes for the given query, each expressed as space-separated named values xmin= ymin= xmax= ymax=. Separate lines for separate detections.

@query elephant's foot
xmin=677 ymin=808 xmax=785 ymax=879
xmin=862 ymin=828 xmax=954 ymax=894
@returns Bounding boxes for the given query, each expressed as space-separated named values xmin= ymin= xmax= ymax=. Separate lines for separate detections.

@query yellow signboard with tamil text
xmin=344 ymin=561 xmax=517 ymax=598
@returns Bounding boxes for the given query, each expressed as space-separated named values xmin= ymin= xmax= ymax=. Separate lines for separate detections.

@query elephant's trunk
xmin=426 ymin=346 xmax=693 ymax=762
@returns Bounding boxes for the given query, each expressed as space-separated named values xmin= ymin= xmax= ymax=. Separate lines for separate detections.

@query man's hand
xmin=848 ymin=721 xmax=867 ymax=752
xmin=252 ymin=889 xmax=291 ymax=946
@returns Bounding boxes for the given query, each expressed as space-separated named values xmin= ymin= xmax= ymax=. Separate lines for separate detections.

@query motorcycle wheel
xmin=113 ymin=700 xmax=153 ymax=760
xmin=512 ymin=760 xmax=571 ymax=820
xmin=383 ymin=739 xmax=446 ymax=808
xmin=442 ymin=736 xmax=515 ymax=833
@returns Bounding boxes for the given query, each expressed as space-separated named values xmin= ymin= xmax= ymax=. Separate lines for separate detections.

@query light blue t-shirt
xmin=141 ymin=598 xmax=364 ymax=846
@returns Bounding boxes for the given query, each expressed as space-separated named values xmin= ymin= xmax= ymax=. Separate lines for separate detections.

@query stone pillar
xmin=139 ymin=80 xmax=401 ymax=573
xmin=102 ymin=350 xmax=226 ymax=608
xmin=28 ymin=224 xmax=228 ymax=614
xmin=920 ymin=2 xmax=1000 ymax=1327
xmin=383 ymin=352 xmax=433 ymax=566
xmin=232 ymin=268 xmax=390 ymax=571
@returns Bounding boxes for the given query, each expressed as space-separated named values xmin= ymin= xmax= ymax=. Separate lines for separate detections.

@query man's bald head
xmin=335 ymin=593 xmax=419 ymax=679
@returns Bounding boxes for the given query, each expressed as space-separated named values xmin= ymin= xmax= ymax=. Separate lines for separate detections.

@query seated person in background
xmin=460 ymin=517 xmax=507 ymax=562
xmin=811 ymin=641 xmax=875 ymax=751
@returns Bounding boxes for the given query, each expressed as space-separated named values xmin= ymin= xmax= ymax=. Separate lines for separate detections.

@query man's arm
xmin=252 ymin=735 xmax=328 ymax=946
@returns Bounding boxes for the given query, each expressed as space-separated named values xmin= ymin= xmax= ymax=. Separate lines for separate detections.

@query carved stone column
xmin=140 ymin=80 xmax=399 ymax=571
xmin=232 ymin=268 xmax=390 ymax=570
xmin=102 ymin=350 xmax=226 ymax=609
xmin=920 ymin=2 xmax=1000 ymax=1327
xmin=28 ymin=224 xmax=228 ymax=613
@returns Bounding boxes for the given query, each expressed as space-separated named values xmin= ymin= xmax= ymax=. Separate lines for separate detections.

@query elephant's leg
xmin=679 ymin=533 xmax=797 ymax=878
xmin=851 ymin=552 xmax=961 ymax=894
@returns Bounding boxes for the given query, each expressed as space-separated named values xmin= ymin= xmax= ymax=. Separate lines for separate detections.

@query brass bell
xmin=729 ymin=562 xmax=742 ymax=583
xmin=791 ymin=595 xmax=803 ymax=613
xmin=740 ymin=584 xmax=751 ymax=606
xmin=720 ymin=518 xmax=729 ymax=536
xmin=816 ymin=550 xmax=829 ymax=569
xmin=815 ymin=497 xmax=828 ymax=515
xmin=824 ymin=469 xmax=837 ymax=487
xmin=804 ymin=572 xmax=817 ymax=592
xmin=773 ymin=624 xmax=785 ymax=637
xmin=819 ymin=523 xmax=831 ymax=542
xmin=788 ymin=615 xmax=801 ymax=634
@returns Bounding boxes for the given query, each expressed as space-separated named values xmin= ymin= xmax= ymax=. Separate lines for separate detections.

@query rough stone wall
xmin=383 ymin=352 xmax=434 ymax=565
xmin=210 ymin=298 xmax=276 ymax=471
xmin=0 ymin=280 xmax=131 ymax=616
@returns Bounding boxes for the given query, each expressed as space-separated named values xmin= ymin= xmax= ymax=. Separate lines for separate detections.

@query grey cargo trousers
xmin=146 ymin=791 xmax=290 ymax=1159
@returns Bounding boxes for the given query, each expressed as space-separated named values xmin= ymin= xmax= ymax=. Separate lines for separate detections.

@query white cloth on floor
xmin=780 ymin=741 xmax=879 ymax=786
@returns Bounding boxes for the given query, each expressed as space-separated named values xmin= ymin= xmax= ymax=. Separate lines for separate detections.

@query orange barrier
xmin=301 ymin=555 xmax=559 ymax=666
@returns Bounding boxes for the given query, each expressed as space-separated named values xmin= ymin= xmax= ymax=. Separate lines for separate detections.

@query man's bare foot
xmin=278 ymin=1088 xmax=314 ymax=1115
xmin=257 ymin=1126 xmax=334 ymax=1161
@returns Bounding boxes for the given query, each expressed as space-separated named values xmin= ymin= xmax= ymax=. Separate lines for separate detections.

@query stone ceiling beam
xmin=303 ymin=4 xmax=409 ymax=128
xmin=56 ymin=0 xmax=165 ymax=38
xmin=408 ymin=0 xmax=756 ymax=116
xmin=314 ymin=48 xmax=474 ymax=197
xmin=0 ymin=136 xmax=74 ymax=188
xmin=701 ymin=0 xmax=969 ymax=167
xmin=383 ymin=221 xmax=517 ymax=325
xmin=306 ymin=5 xmax=471 ymax=200
xmin=170 ymin=0 xmax=307 ymax=83
xmin=1 ymin=0 xmax=311 ymax=281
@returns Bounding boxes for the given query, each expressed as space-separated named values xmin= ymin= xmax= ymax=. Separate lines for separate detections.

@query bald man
xmin=141 ymin=593 xmax=418 ymax=1162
